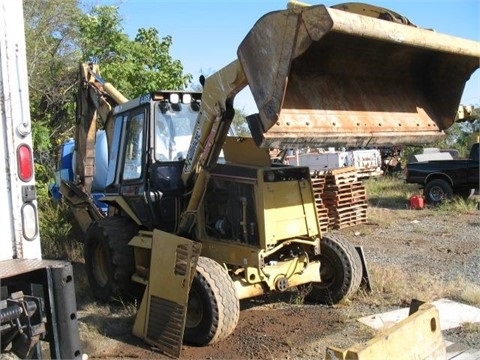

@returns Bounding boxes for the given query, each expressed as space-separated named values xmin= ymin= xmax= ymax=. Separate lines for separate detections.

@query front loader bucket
xmin=238 ymin=4 xmax=480 ymax=148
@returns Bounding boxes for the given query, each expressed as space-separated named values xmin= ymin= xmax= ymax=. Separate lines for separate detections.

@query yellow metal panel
xmin=128 ymin=231 xmax=152 ymax=249
xmin=262 ymin=180 xmax=319 ymax=243
xmin=132 ymin=230 xmax=201 ymax=358
xmin=101 ymin=195 xmax=142 ymax=225
xmin=223 ymin=136 xmax=271 ymax=166
xmin=325 ymin=303 xmax=446 ymax=360
xmin=299 ymin=178 xmax=321 ymax=236
xmin=200 ymin=237 xmax=261 ymax=268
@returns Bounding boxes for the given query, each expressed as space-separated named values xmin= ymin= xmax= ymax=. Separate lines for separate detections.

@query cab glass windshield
xmin=154 ymin=102 xmax=198 ymax=161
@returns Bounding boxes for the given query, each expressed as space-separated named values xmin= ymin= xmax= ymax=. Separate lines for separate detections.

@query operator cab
xmin=105 ymin=91 xmax=202 ymax=231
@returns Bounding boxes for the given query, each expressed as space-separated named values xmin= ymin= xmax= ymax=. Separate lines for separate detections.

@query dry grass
xmin=77 ymin=299 xmax=137 ymax=348
xmin=462 ymin=322 xmax=480 ymax=332
xmin=458 ymin=283 xmax=480 ymax=306
xmin=355 ymin=263 xmax=480 ymax=308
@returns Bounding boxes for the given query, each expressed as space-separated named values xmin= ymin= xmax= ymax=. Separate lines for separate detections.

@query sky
xmin=90 ymin=0 xmax=480 ymax=114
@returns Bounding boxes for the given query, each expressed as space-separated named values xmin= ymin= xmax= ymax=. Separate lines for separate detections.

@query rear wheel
xmin=424 ymin=178 xmax=453 ymax=204
xmin=307 ymin=235 xmax=362 ymax=304
xmin=84 ymin=217 xmax=139 ymax=301
xmin=184 ymin=257 xmax=239 ymax=346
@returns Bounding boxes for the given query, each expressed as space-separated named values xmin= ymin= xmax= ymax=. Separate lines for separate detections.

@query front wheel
xmin=424 ymin=178 xmax=453 ymax=204
xmin=184 ymin=257 xmax=239 ymax=346
xmin=306 ymin=235 xmax=362 ymax=304
xmin=84 ymin=217 xmax=139 ymax=301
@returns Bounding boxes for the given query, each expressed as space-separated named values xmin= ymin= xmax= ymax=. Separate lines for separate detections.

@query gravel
xmin=337 ymin=207 xmax=480 ymax=354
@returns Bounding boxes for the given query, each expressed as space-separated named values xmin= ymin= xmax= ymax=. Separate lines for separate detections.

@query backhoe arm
xmin=74 ymin=63 xmax=128 ymax=193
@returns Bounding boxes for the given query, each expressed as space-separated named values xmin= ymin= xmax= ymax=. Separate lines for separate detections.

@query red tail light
xmin=17 ymin=144 xmax=33 ymax=182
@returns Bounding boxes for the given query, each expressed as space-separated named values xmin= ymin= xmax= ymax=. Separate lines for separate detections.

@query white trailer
xmin=0 ymin=1 xmax=81 ymax=358
xmin=285 ymin=148 xmax=383 ymax=178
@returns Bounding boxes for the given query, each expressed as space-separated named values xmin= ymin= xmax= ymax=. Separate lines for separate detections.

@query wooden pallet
xmin=325 ymin=167 xmax=358 ymax=184
xmin=311 ymin=174 xmax=327 ymax=183
xmin=317 ymin=207 xmax=329 ymax=233
xmin=328 ymin=202 xmax=368 ymax=215
xmin=323 ymin=196 xmax=368 ymax=207
xmin=328 ymin=202 xmax=368 ymax=228
xmin=330 ymin=219 xmax=367 ymax=230
xmin=329 ymin=210 xmax=368 ymax=229
xmin=324 ymin=181 xmax=365 ymax=192
xmin=323 ymin=185 xmax=367 ymax=204
xmin=329 ymin=210 xmax=367 ymax=222
xmin=326 ymin=166 xmax=357 ymax=175
xmin=311 ymin=176 xmax=326 ymax=193
xmin=311 ymin=167 xmax=370 ymax=231
xmin=322 ymin=187 xmax=367 ymax=199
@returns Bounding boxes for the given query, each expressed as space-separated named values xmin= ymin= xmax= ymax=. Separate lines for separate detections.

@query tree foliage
xmin=232 ymin=108 xmax=251 ymax=137
xmin=78 ymin=6 xmax=192 ymax=99
xmin=22 ymin=1 xmax=193 ymax=252
xmin=23 ymin=1 xmax=192 ymax=175
xmin=23 ymin=0 xmax=82 ymax=160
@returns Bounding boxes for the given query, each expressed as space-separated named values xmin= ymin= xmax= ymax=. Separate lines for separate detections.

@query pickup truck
xmin=405 ymin=143 xmax=479 ymax=204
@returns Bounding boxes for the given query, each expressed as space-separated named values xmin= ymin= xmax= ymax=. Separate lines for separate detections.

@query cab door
xmin=117 ymin=108 xmax=155 ymax=227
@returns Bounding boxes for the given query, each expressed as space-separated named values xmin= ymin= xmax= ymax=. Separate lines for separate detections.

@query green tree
xmin=23 ymin=0 xmax=84 ymax=258
xmin=232 ymin=108 xmax=251 ymax=137
xmin=23 ymin=2 xmax=193 ymax=257
xmin=79 ymin=6 xmax=192 ymax=98
xmin=23 ymin=0 xmax=82 ymax=165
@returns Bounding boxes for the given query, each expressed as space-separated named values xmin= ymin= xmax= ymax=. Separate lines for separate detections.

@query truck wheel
xmin=307 ymin=235 xmax=362 ymax=305
xmin=84 ymin=217 xmax=139 ymax=301
xmin=184 ymin=257 xmax=239 ymax=346
xmin=424 ymin=179 xmax=453 ymax=204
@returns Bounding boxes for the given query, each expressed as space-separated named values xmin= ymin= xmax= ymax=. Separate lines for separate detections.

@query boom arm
xmin=178 ymin=60 xmax=247 ymax=233
xmin=74 ymin=63 xmax=128 ymax=193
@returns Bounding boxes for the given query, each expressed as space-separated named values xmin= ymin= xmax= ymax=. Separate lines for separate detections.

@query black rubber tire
xmin=184 ymin=257 xmax=239 ymax=346
xmin=307 ymin=235 xmax=362 ymax=305
xmin=424 ymin=178 xmax=453 ymax=204
xmin=84 ymin=216 xmax=139 ymax=302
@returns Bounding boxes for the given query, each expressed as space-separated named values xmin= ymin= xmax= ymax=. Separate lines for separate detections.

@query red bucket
xmin=409 ymin=195 xmax=424 ymax=210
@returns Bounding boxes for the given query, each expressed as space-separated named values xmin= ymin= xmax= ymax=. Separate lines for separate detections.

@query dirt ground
xmin=75 ymin=204 xmax=480 ymax=359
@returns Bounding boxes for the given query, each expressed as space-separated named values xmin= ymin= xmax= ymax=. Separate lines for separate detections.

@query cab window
xmin=122 ymin=112 xmax=145 ymax=180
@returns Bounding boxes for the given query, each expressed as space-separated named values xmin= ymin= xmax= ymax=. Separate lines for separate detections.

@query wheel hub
xmin=93 ymin=244 xmax=109 ymax=287
xmin=186 ymin=289 xmax=203 ymax=328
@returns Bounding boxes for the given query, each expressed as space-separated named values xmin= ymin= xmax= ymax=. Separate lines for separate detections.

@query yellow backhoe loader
xmin=58 ymin=2 xmax=479 ymax=357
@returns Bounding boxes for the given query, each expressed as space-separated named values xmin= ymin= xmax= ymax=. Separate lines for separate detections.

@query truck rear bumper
xmin=1 ymin=259 xmax=83 ymax=359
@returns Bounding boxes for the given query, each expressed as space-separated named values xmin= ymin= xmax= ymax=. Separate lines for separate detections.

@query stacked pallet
xmin=323 ymin=167 xmax=368 ymax=229
xmin=311 ymin=171 xmax=329 ymax=232
xmin=311 ymin=167 xmax=368 ymax=230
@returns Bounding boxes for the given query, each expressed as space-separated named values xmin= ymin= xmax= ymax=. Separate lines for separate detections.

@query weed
xmin=112 ymin=296 xmax=138 ymax=316
xmin=364 ymin=177 xmax=419 ymax=209
xmin=462 ymin=322 xmax=480 ymax=332
xmin=410 ymin=225 xmax=427 ymax=234
xmin=364 ymin=176 xmax=480 ymax=215
xmin=459 ymin=283 xmax=480 ymax=306
xmin=436 ymin=196 xmax=479 ymax=214
xmin=354 ymin=262 xmax=480 ymax=310
xmin=290 ymin=284 xmax=312 ymax=305
xmin=37 ymin=181 xmax=83 ymax=261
